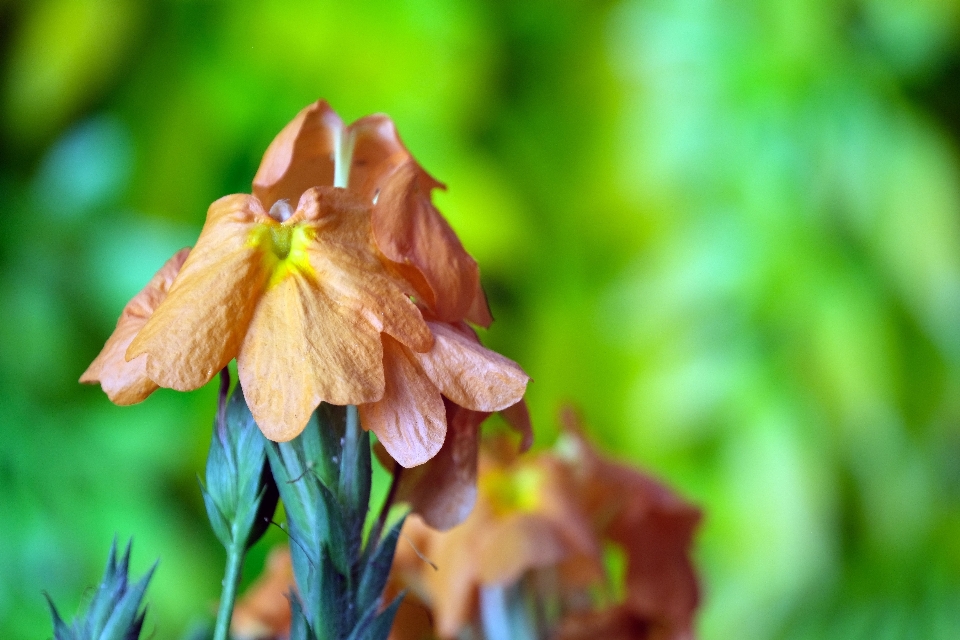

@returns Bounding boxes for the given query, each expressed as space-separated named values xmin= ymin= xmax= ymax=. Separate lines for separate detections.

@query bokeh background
xmin=2 ymin=0 xmax=960 ymax=638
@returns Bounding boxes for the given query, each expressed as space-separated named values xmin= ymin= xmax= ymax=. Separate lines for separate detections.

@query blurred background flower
xmin=2 ymin=1 xmax=960 ymax=638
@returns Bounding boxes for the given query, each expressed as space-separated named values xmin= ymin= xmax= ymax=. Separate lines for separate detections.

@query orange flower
xmin=82 ymin=184 xmax=431 ymax=441
xmin=80 ymin=248 xmax=189 ymax=405
xmin=392 ymin=442 xmax=600 ymax=638
xmin=388 ymin=413 xmax=702 ymax=640
xmin=361 ymin=318 xmax=529 ymax=468
xmin=83 ymin=100 xmax=518 ymax=461
xmin=252 ymin=100 xmax=492 ymax=326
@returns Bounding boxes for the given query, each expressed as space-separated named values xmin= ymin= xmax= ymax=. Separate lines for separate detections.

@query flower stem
xmin=212 ymin=544 xmax=244 ymax=640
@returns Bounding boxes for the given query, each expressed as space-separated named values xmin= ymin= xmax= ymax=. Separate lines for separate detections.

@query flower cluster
xmin=389 ymin=409 xmax=702 ymax=640
xmin=230 ymin=409 xmax=702 ymax=640
xmin=81 ymin=100 xmax=529 ymax=468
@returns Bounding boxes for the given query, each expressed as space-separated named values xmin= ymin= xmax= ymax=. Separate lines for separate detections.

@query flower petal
xmin=414 ymin=321 xmax=529 ymax=412
xmin=372 ymin=160 xmax=492 ymax=326
xmin=299 ymin=186 xmax=433 ymax=353
xmin=500 ymin=399 xmax=533 ymax=453
xmin=128 ymin=194 xmax=269 ymax=391
xmin=347 ymin=114 xmax=407 ymax=202
xmin=80 ymin=248 xmax=189 ymax=404
xmin=238 ymin=269 xmax=386 ymax=441
xmin=395 ymin=401 xmax=489 ymax=530
xmin=359 ymin=336 xmax=446 ymax=468
xmin=252 ymin=100 xmax=344 ymax=209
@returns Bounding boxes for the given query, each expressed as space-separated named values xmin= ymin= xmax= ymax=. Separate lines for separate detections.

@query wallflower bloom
xmin=361 ymin=317 xmax=529 ymax=468
xmin=80 ymin=248 xmax=189 ymax=405
xmin=253 ymin=100 xmax=492 ymax=326
xmin=83 ymin=183 xmax=431 ymax=442
xmin=388 ymin=413 xmax=702 ymax=640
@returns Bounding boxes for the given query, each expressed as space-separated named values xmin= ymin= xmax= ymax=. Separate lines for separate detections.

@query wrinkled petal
xmin=396 ymin=401 xmax=489 ymax=530
xmin=252 ymin=100 xmax=344 ymax=209
xmin=500 ymin=399 xmax=533 ymax=452
xmin=359 ymin=336 xmax=446 ymax=468
xmin=299 ymin=186 xmax=433 ymax=353
xmin=238 ymin=270 xmax=386 ymax=441
xmin=373 ymin=160 xmax=491 ymax=326
xmin=80 ymin=248 xmax=189 ymax=404
xmin=348 ymin=114 xmax=408 ymax=202
xmin=415 ymin=321 xmax=528 ymax=412
xmin=128 ymin=195 xmax=269 ymax=391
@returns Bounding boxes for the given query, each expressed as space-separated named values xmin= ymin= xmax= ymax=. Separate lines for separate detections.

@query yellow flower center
xmin=248 ymin=222 xmax=316 ymax=288
xmin=479 ymin=465 xmax=544 ymax=518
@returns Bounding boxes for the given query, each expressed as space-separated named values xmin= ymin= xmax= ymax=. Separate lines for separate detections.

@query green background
xmin=2 ymin=0 xmax=960 ymax=638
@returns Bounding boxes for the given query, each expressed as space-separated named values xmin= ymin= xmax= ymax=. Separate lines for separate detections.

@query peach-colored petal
xmin=359 ymin=336 xmax=446 ymax=468
xmin=414 ymin=321 xmax=528 ymax=412
xmin=80 ymin=248 xmax=190 ymax=404
xmin=299 ymin=187 xmax=433 ymax=353
xmin=476 ymin=514 xmax=569 ymax=586
xmin=500 ymin=399 xmax=534 ymax=453
xmin=128 ymin=194 xmax=269 ymax=391
xmin=395 ymin=401 xmax=489 ymax=530
xmin=417 ymin=511 xmax=484 ymax=639
xmin=252 ymin=100 xmax=344 ymax=209
xmin=231 ymin=546 xmax=295 ymax=640
xmin=347 ymin=114 xmax=407 ymax=202
xmin=372 ymin=160 xmax=490 ymax=326
xmin=238 ymin=270 xmax=386 ymax=441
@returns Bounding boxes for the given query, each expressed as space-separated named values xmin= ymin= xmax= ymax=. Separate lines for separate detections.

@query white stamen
xmin=269 ymin=199 xmax=294 ymax=222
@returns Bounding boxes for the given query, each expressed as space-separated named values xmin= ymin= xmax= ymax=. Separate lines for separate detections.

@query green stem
xmin=213 ymin=544 xmax=244 ymax=640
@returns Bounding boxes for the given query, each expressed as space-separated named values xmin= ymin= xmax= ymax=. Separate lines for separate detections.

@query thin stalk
xmin=212 ymin=544 xmax=244 ymax=640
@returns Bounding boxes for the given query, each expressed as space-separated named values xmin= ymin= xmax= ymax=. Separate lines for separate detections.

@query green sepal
xmin=304 ymin=547 xmax=344 ymax=640
xmin=345 ymin=592 xmax=404 ymax=640
xmin=288 ymin=592 xmax=317 ymax=640
xmin=315 ymin=479 xmax=350 ymax=578
xmin=355 ymin=515 xmax=406 ymax=616
xmin=202 ymin=383 xmax=278 ymax=551
xmin=337 ymin=406 xmax=371 ymax=553
xmin=199 ymin=481 xmax=231 ymax=548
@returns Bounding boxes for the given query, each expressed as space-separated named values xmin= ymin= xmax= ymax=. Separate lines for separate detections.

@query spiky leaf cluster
xmin=201 ymin=382 xmax=279 ymax=552
xmin=46 ymin=540 xmax=155 ymax=640
xmin=267 ymin=404 xmax=404 ymax=640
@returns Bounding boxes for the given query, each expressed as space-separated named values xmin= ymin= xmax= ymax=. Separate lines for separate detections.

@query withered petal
xmin=372 ymin=160 xmax=489 ymax=326
xmin=80 ymin=248 xmax=190 ymax=404
xmin=500 ymin=399 xmax=534 ymax=453
xmin=395 ymin=401 xmax=489 ymax=530
xmin=300 ymin=187 xmax=433 ymax=353
xmin=415 ymin=321 xmax=528 ymax=413
xmin=359 ymin=336 xmax=446 ymax=468
xmin=347 ymin=114 xmax=408 ymax=202
xmin=128 ymin=194 xmax=269 ymax=391
xmin=252 ymin=100 xmax=344 ymax=209
xmin=238 ymin=270 xmax=386 ymax=442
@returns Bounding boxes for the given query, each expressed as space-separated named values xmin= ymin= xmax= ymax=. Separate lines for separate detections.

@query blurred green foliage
xmin=2 ymin=0 xmax=960 ymax=638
